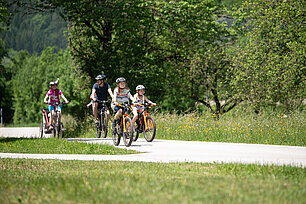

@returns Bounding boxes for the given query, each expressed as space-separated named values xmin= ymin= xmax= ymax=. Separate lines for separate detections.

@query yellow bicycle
xmin=112 ymin=102 xmax=134 ymax=147
xmin=133 ymin=102 xmax=156 ymax=142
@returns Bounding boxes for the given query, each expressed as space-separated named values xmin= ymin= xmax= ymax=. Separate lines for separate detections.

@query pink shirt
xmin=46 ymin=89 xmax=63 ymax=104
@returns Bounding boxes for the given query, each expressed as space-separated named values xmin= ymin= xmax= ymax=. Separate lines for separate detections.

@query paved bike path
xmin=0 ymin=127 xmax=306 ymax=167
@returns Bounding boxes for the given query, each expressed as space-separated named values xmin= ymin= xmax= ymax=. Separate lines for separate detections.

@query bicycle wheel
xmin=96 ymin=123 xmax=101 ymax=138
xmin=52 ymin=114 xmax=57 ymax=138
xmin=101 ymin=112 xmax=108 ymax=138
xmin=52 ymin=126 xmax=56 ymax=138
xmin=59 ymin=122 xmax=64 ymax=138
xmin=143 ymin=115 xmax=156 ymax=142
xmin=112 ymin=119 xmax=121 ymax=146
xmin=133 ymin=121 xmax=140 ymax=142
xmin=56 ymin=115 xmax=62 ymax=138
xmin=123 ymin=117 xmax=133 ymax=147
xmin=39 ymin=122 xmax=43 ymax=138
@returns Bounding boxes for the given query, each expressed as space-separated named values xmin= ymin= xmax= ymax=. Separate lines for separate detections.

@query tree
xmin=0 ymin=0 xmax=12 ymax=123
xmin=5 ymin=47 xmax=90 ymax=124
xmin=8 ymin=0 xmax=240 ymax=114
xmin=231 ymin=0 xmax=305 ymax=112
xmin=1 ymin=11 xmax=68 ymax=54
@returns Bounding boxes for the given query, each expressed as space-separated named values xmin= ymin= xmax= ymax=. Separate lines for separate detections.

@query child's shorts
xmin=48 ymin=105 xmax=62 ymax=112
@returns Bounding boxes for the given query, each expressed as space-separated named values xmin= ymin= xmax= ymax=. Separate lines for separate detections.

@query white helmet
xmin=116 ymin=77 xmax=126 ymax=84
xmin=136 ymin=85 xmax=145 ymax=91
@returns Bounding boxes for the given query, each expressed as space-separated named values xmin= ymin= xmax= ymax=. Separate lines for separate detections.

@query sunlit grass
xmin=0 ymin=138 xmax=136 ymax=155
xmin=64 ymin=105 xmax=305 ymax=146
xmin=0 ymin=159 xmax=305 ymax=204
xmin=154 ymin=108 xmax=305 ymax=146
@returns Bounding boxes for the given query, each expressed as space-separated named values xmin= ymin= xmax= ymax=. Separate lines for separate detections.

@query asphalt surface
xmin=0 ymin=127 xmax=305 ymax=167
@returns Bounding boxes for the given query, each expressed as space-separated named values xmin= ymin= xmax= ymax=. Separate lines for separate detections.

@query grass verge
xmin=0 ymin=159 xmax=305 ymax=204
xmin=154 ymin=109 xmax=306 ymax=146
xmin=73 ymin=107 xmax=306 ymax=146
xmin=0 ymin=138 xmax=136 ymax=155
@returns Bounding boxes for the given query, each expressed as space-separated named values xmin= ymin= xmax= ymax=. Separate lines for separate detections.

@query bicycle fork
xmin=122 ymin=114 xmax=131 ymax=133
xmin=143 ymin=113 xmax=151 ymax=131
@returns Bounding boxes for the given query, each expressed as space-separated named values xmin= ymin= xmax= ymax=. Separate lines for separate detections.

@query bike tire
xmin=96 ymin=124 xmax=101 ymax=138
xmin=59 ymin=122 xmax=64 ymax=138
xmin=52 ymin=127 xmax=56 ymax=138
xmin=56 ymin=114 xmax=62 ymax=138
xmin=101 ymin=112 xmax=108 ymax=138
xmin=143 ymin=116 xmax=156 ymax=142
xmin=112 ymin=120 xmax=121 ymax=146
xmin=39 ymin=122 xmax=43 ymax=138
xmin=133 ymin=122 xmax=140 ymax=142
xmin=123 ymin=117 xmax=133 ymax=147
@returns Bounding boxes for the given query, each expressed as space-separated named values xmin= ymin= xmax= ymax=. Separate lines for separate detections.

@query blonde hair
xmin=115 ymin=84 xmax=129 ymax=94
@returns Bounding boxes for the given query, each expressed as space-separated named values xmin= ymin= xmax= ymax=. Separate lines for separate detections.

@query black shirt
xmin=92 ymin=82 xmax=111 ymax=100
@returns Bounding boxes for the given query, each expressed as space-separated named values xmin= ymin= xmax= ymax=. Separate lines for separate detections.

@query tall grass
xmin=63 ymin=105 xmax=305 ymax=146
xmin=154 ymin=106 xmax=305 ymax=146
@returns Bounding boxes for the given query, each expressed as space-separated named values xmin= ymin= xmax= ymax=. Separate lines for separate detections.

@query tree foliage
xmin=3 ymin=48 xmax=90 ymax=124
xmin=231 ymin=0 xmax=305 ymax=111
xmin=1 ymin=11 xmax=68 ymax=54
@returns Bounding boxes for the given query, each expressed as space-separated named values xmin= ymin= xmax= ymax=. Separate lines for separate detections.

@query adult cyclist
xmin=90 ymin=74 xmax=114 ymax=124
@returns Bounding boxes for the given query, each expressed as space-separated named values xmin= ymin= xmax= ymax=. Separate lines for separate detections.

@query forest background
xmin=0 ymin=0 xmax=304 ymax=125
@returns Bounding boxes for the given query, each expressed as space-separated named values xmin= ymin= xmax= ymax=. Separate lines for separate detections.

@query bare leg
xmin=114 ymin=109 xmax=122 ymax=120
xmin=106 ymin=110 xmax=110 ymax=121
xmin=50 ymin=110 xmax=55 ymax=126
xmin=92 ymin=102 xmax=98 ymax=121
xmin=132 ymin=110 xmax=138 ymax=125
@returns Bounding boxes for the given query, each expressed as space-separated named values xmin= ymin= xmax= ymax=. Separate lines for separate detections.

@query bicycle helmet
xmin=49 ymin=81 xmax=56 ymax=86
xmin=116 ymin=77 xmax=126 ymax=84
xmin=95 ymin=74 xmax=106 ymax=80
xmin=136 ymin=85 xmax=145 ymax=91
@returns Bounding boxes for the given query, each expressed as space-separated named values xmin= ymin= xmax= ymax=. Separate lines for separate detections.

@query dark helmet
xmin=95 ymin=74 xmax=107 ymax=80
xmin=116 ymin=77 xmax=126 ymax=84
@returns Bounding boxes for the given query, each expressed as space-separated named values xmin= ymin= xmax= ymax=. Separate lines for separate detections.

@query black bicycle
xmin=95 ymin=100 xmax=111 ymax=138
xmin=112 ymin=102 xmax=134 ymax=147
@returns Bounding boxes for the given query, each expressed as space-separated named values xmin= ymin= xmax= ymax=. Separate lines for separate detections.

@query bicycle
xmin=94 ymin=100 xmax=111 ymax=138
xmin=112 ymin=102 xmax=134 ymax=147
xmin=39 ymin=108 xmax=52 ymax=138
xmin=40 ymin=102 xmax=68 ymax=138
xmin=133 ymin=102 xmax=156 ymax=142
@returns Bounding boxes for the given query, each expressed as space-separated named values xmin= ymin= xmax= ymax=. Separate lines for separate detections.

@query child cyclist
xmin=132 ymin=85 xmax=156 ymax=125
xmin=43 ymin=80 xmax=69 ymax=129
xmin=111 ymin=77 xmax=136 ymax=130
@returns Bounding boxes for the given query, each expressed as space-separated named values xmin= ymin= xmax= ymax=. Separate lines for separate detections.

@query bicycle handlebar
xmin=45 ymin=102 xmax=69 ymax=106
xmin=132 ymin=102 xmax=156 ymax=107
xmin=95 ymin=99 xmax=112 ymax=104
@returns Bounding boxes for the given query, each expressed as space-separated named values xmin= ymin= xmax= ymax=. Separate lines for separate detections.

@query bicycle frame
xmin=42 ymin=109 xmax=50 ymax=127
xmin=118 ymin=103 xmax=132 ymax=133
xmin=143 ymin=112 xmax=151 ymax=131
xmin=49 ymin=103 xmax=61 ymax=123
xmin=136 ymin=103 xmax=154 ymax=131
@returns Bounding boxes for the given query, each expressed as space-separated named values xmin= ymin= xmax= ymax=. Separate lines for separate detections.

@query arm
xmin=44 ymin=95 xmax=49 ymax=104
xmin=113 ymin=89 xmax=118 ymax=105
xmin=129 ymin=94 xmax=135 ymax=103
xmin=108 ymin=88 xmax=114 ymax=100
xmin=61 ymin=93 xmax=69 ymax=103
xmin=90 ymin=89 xmax=96 ymax=101
xmin=144 ymin=96 xmax=156 ymax=105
